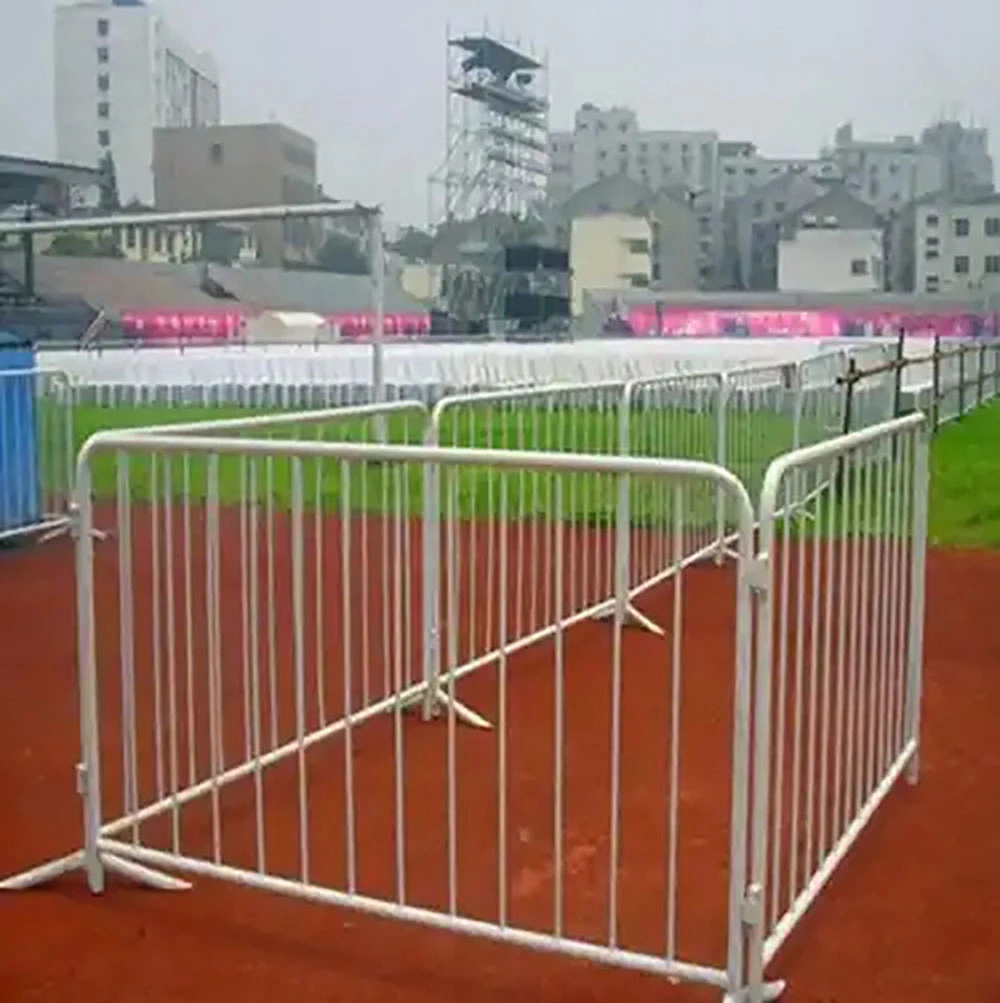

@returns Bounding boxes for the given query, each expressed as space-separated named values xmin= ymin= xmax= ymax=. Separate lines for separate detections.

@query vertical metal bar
xmin=163 ymin=457 xmax=180 ymax=854
xmin=904 ymin=426 xmax=930 ymax=783
xmin=552 ymin=478 xmax=565 ymax=938
xmin=291 ymin=458 xmax=310 ymax=883
xmin=115 ymin=453 xmax=138 ymax=842
xmin=607 ymin=469 xmax=627 ymax=947
xmin=392 ymin=463 xmax=407 ymax=905
xmin=205 ymin=454 xmax=222 ymax=863
xmin=666 ymin=483 xmax=683 ymax=960
xmin=497 ymin=474 xmax=510 ymax=928
xmin=74 ymin=454 xmax=105 ymax=892
xmin=341 ymin=461 xmax=357 ymax=893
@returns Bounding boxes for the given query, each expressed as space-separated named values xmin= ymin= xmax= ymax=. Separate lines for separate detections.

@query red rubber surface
xmin=1 ymin=532 xmax=998 ymax=1003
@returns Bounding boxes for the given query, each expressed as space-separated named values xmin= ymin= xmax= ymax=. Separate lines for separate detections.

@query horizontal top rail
xmin=119 ymin=399 xmax=427 ymax=437
xmin=77 ymin=428 xmax=755 ymax=513
xmin=757 ymin=411 xmax=926 ymax=531
xmin=837 ymin=339 xmax=1000 ymax=385
xmin=428 ymin=379 xmax=628 ymax=437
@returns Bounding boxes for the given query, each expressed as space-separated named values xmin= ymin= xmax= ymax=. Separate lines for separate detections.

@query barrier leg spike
xmin=594 ymin=601 xmax=665 ymax=637
xmin=102 ymin=852 xmax=192 ymax=891
xmin=401 ymin=687 xmax=493 ymax=730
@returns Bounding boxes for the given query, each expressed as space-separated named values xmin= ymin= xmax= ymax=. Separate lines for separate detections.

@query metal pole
xmin=0 ymin=201 xmax=378 ymax=237
xmin=369 ymin=212 xmax=387 ymax=441
xmin=22 ymin=206 xmax=35 ymax=300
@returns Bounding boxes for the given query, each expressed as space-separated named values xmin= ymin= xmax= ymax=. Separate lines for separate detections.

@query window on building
xmin=985 ymin=217 xmax=1000 ymax=237
xmin=97 ymin=101 xmax=109 ymax=118
xmin=209 ymin=142 xmax=224 ymax=164
xmin=753 ymin=200 xmax=764 ymax=217
xmin=926 ymin=235 xmax=939 ymax=247
xmin=97 ymin=73 xmax=109 ymax=92
xmin=97 ymin=46 xmax=109 ymax=63
xmin=774 ymin=201 xmax=785 ymax=213
xmin=955 ymin=255 xmax=970 ymax=274
xmin=97 ymin=130 xmax=110 ymax=147
xmin=597 ymin=149 xmax=607 ymax=160
xmin=850 ymin=258 xmax=869 ymax=276
xmin=986 ymin=255 xmax=1000 ymax=274
xmin=925 ymin=275 xmax=939 ymax=292
xmin=925 ymin=249 xmax=939 ymax=260
xmin=97 ymin=18 xmax=109 ymax=36
xmin=925 ymin=213 xmax=939 ymax=227
xmin=954 ymin=217 xmax=970 ymax=237
xmin=618 ymin=143 xmax=627 ymax=154
xmin=624 ymin=238 xmax=649 ymax=254
xmin=627 ymin=273 xmax=650 ymax=288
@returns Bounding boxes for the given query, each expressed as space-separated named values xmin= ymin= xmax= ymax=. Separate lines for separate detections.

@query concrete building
xmin=723 ymin=171 xmax=831 ymax=290
xmin=555 ymin=174 xmax=699 ymax=294
xmin=718 ymin=141 xmax=841 ymax=202
xmin=54 ymin=0 xmax=220 ymax=206
xmin=912 ymin=192 xmax=1000 ymax=295
xmin=777 ymin=188 xmax=885 ymax=293
xmin=549 ymin=105 xmax=720 ymax=284
xmin=569 ymin=213 xmax=653 ymax=316
xmin=153 ymin=123 xmax=320 ymax=267
xmin=826 ymin=121 xmax=994 ymax=216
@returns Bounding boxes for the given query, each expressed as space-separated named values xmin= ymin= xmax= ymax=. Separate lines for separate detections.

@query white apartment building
xmin=54 ymin=0 xmax=220 ymax=206
xmin=827 ymin=123 xmax=942 ymax=215
xmin=718 ymin=141 xmax=842 ymax=202
xmin=549 ymin=104 xmax=720 ymax=283
xmin=778 ymin=226 xmax=884 ymax=293
xmin=569 ymin=213 xmax=653 ymax=316
xmin=913 ymin=193 xmax=1000 ymax=294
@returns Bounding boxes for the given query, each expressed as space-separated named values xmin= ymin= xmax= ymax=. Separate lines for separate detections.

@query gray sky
xmin=3 ymin=0 xmax=999 ymax=224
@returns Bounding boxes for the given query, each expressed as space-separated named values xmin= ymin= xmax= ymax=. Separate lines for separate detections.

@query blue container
xmin=0 ymin=333 xmax=41 ymax=537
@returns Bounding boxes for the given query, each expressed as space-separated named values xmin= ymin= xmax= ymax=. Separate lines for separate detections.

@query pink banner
xmin=119 ymin=310 xmax=431 ymax=341
xmin=623 ymin=307 xmax=999 ymax=340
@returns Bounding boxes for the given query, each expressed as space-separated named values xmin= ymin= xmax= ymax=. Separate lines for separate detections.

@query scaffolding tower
xmin=428 ymin=31 xmax=550 ymax=329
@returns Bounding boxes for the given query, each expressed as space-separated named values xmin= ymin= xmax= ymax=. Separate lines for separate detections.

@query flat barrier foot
xmin=402 ymin=688 xmax=493 ymax=730
xmin=103 ymin=851 xmax=191 ymax=890
xmin=0 ymin=847 xmax=189 ymax=892
xmin=0 ymin=850 xmax=84 ymax=890
xmin=720 ymin=980 xmax=785 ymax=1003
xmin=594 ymin=602 xmax=665 ymax=637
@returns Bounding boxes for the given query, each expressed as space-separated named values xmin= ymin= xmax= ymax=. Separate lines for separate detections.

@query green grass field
xmin=58 ymin=400 xmax=810 ymax=524
xmin=927 ymin=401 xmax=1000 ymax=548
xmin=31 ymin=395 xmax=997 ymax=545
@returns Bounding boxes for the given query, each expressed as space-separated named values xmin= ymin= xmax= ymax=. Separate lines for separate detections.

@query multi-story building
xmin=920 ymin=121 xmax=994 ymax=196
xmin=912 ymin=192 xmax=1000 ymax=295
xmin=54 ymin=0 xmax=220 ymax=206
xmin=777 ymin=187 xmax=885 ymax=293
xmin=569 ymin=213 xmax=653 ymax=317
xmin=722 ymin=170 xmax=832 ymax=290
xmin=718 ymin=141 xmax=842 ymax=203
xmin=153 ymin=123 xmax=321 ymax=267
xmin=554 ymin=174 xmax=700 ymax=297
xmin=825 ymin=123 xmax=943 ymax=216
xmin=549 ymin=104 xmax=720 ymax=285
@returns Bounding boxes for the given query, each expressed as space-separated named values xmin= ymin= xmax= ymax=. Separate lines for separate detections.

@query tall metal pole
xmin=370 ymin=211 xmax=387 ymax=441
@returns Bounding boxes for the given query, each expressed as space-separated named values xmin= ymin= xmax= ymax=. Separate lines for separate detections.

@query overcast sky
xmin=3 ymin=0 xmax=999 ymax=224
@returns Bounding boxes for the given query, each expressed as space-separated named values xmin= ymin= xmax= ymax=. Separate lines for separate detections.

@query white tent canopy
xmin=243 ymin=310 xmax=334 ymax=343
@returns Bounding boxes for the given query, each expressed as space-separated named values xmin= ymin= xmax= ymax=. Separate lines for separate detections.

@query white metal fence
xmin=5 ymin=430 xmax=764 ymax=1001
xmin=743 ymin=413 xmax=929 ymax=1002
xmin=1 ymin=411 xmax=932 ymax=1002
xmin=0 ymin=367 xmax=75 ymax=544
